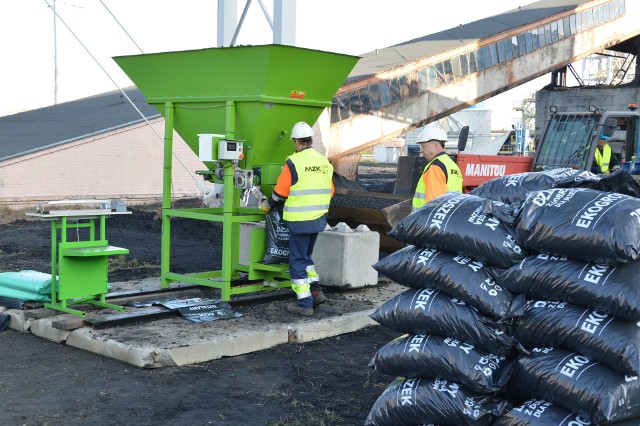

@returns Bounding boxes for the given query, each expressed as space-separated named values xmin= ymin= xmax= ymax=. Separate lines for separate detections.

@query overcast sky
xmin=1 ymin=0 xmax=542 ymax=128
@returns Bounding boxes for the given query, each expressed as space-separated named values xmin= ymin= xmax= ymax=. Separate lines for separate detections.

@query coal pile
xmin=331 ymin=193 xmax=400 ymax=210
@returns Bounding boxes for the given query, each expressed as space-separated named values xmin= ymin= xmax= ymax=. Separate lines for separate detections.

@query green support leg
xmin=161 ymin=101 xmax=175 ymax=289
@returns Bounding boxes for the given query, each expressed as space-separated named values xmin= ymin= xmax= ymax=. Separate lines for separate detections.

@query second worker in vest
xmin=412 ymin=125 xmax=463 ymax=212
xmin=260 ymin=121 xmax=334 ymax=316
xmin=593 ymin=131 xmax=616 ymax=174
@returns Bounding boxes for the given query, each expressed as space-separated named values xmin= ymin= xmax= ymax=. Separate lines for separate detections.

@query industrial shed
xmin=0 ymin=87 xmax=206 ymax=209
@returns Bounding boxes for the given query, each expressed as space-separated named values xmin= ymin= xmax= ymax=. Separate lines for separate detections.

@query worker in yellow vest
xmin=594 ymin=131 xmax=614 ymax=174
xmin=412 ymin=125 xmax=463 ymax=212
xmin=260 ymin=122 xmax=334 ymax=316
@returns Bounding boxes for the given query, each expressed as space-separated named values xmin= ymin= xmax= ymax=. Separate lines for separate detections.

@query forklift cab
xmin=533 ymin=105 xmax=640 ymax=174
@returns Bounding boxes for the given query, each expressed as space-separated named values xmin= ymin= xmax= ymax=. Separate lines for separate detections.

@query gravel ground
xmin=0 ymin=181 xmax=405 ymax=425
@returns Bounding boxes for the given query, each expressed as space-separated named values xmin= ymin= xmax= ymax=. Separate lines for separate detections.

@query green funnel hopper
xmin=114 ymin=45 xmax=358 ymax=182
xmin=113 ymin=45 xmax=358 ymax=300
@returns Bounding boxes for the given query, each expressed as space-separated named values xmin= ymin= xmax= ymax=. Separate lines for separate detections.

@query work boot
xmin=286 ymin=302 xmax=314 ymax=317
xmin=311 ymin=285 xmax=327 ymax=307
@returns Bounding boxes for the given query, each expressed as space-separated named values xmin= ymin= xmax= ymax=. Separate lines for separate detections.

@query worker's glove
xmin=259 ymin=199 xmax=270 ymax=213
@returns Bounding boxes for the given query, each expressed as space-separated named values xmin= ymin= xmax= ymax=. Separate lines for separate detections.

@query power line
xmin=42 ymin=0 xmax=202 ymax=197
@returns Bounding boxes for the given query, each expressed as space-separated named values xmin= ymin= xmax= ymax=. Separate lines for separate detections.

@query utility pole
xmin=52 ymin=0 xmax=58 ymax=105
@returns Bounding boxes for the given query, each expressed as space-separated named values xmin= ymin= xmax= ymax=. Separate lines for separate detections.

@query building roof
xmin=347 ymin=0 xmax=589 ymax=82
xmin=0 ymin=87 xmax=158 ymax=161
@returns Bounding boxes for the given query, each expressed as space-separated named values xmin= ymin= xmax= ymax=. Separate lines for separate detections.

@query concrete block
xmin=30 ymin=314 xmax=72 ymax=343
xmin=313 ymin=223 xmax=379 ymax=288
xmin=288 ymin=311 xmax=378 ymax=343
xmin=66 ymin=329 xmax=164 ymax=368
xmin=6 ymin=309 xmax=31 ymax=332
xmin=167 ymin=327 xmax=289 ymax=366
xmin=239 ymin=221 xmax=266 ymax=265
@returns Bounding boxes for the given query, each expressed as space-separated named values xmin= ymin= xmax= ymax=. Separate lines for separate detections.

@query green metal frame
xmin=45 ymin=215 xmax=127 ymax=317
xmin=113 ymin=45 xmax=359 ymax=301
xmin=159 ymin=101 xmax=292 ymax=300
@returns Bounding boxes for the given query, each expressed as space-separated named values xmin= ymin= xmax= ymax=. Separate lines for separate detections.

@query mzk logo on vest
xmin=304 ymin=164 xmax=330 ymax=174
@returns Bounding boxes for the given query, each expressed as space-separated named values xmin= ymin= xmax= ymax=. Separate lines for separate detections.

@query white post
xmin=273 ymin=0 xmax=296 ymax=46
xmin=217 ymin=0 xmax=238 ymax=47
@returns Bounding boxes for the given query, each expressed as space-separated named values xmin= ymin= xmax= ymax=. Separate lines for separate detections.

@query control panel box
xmin=198 ymin=134 xmax=244 ymax=161
xmin=218 ymin=139 xmax=244 ymax=160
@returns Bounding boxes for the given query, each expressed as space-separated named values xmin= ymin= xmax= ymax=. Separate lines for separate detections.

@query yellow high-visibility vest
xmin=284 ymin=148 xmax=333 ymax=222
xmin=412 ymin=154 xmax=462 ymax=210
xmin=595 ymin=144 xmax=612 ymax=173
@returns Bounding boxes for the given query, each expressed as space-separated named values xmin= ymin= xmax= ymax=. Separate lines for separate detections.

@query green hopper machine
xmin=113 ymin=45 xmax=358 ymax=300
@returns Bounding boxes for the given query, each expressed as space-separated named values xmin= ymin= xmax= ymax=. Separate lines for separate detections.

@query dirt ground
xmin=0 ymin=197 xmax=401 ymax=426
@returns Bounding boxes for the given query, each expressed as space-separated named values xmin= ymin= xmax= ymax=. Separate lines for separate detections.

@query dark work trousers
xmin=288 ymin=231 xmax=319 ymax=281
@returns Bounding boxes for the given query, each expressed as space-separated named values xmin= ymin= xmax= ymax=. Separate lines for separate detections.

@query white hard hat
xmin=291 ymin=121 xmax=314 ymax=139
xmin=417 ymin=125 xmax=447 ymax=144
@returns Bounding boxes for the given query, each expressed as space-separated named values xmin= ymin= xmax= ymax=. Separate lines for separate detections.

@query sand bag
xmin=495 ymin=253 xmax=640 ymax=321
xmin=512 ymin=300 xmax=640 ymax=376
xmin=507 ymin=347 xmax=640 ymax=424
xmin=370 ymin=288 xmax=515 ymax=355
xmin=493 ymin=399 xmax=589 ymax=426
xmin=368 ymin=334 xmax=513 ymax=394
xmin=470 ymin=168 xmax=580 ymax=204
xmin=389 ymin=193 xmax=527 ymax=268
xmin=365 ymin=377 xmax=510 ymax=426
xmin=260 ymin=205 xmax=290 ymax=264
xmin=516 ymin=188 xmax=640 ymax=265
xmin=373 ymin=245 xmax=524 ymax=319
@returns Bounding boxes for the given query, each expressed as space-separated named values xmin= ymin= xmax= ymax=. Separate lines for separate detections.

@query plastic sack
xmin=368 ymin=334 xmax=513 ymax=394
xmin=260 ymin=205 xmax=290 ymax=264
xmin=365 ymin=377 xmax=510 ymax=426
xmin=0 ymin=270 xmax=52 ymax=294
xmin=554 ymin=168 xmax=640 ymax=198
xmin=495 ymin=253 xmax=640 ymax=321
xmin=0 ymin=313 xmax=9 ymax=332
xmin=512 ymin=300 xmax=640 ymax=376
xmin=470 ymin=168 xmax=581 ymax=204
xmin=373 ymin=245 xmax=524 ymax=319
xmin=389 ymin=193 xmax=527 ymax=268
xmin=0 ymin=286 xmax=50 ymax=302
xmin=507 ymin=347 xmax=640 ymax=424
xmin=516 ymin=188 xmax=640 ymax=265
xmin=493 ymin=399 xmax=589 ymax=426
xmin=370 ymin=288 xmax=515 ymax=355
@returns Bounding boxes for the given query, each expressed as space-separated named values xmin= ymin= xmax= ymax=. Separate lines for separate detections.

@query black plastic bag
xmin=369 ymin=334 xmax=514 ymax=394
xmin=516 ymin=188 xmax=640 ymax=266
xmin=554 ymin=169 xmax=640 ymax=198
xmin=370 ymin=288 xmax=516 ymax=355
xmin=373 ymin=245 xmax=524 ymax=320
xmin=261 ymin=205 xmax=289 ymax=264
xmin=389 ymin=193 xmax=527 ymax=268
xmin=470 ymin=168 xmax=581 ymax=204
xmin=494 ymin=253 xmax=640 ymax=321
xmin=365 ymin=377 xmax=510 ymax=426
xmin=493 ymin=399 xmax=589 ymax=426
xmin=0 ymin=313 xmax=9 ymax=332
xmin=512 ymin=300 xmax=640 ymax=375
xmin=507 ymin=347 xmax=640 ymax=424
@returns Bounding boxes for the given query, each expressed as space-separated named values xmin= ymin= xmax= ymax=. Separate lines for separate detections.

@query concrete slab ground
xmin=4 ymin=277 xmax=404 ymax=368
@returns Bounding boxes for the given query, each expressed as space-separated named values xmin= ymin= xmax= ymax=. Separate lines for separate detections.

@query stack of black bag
xmin=365 ymin=192 xmax=527 ymax=425
xmin=470 ymin=169 xmax=640 ymax=424
xmin=492 ymin=186 xmax=640 ymax=425
xmin=365 ymin=169 xmax=640 ymax=425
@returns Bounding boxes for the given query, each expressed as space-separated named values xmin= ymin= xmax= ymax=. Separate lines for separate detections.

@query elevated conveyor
xmin=326 ymin=0 xmax=640 ymax=176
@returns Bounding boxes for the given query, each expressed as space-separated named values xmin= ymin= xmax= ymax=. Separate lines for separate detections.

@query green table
xmin=27 ymin=209 xmax=131 ymax=317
